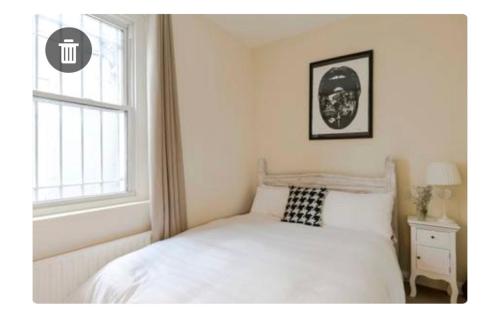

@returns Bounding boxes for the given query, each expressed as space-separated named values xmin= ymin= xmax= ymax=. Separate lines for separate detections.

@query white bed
xmin=69 ymin=157 xmax=405 ymax=303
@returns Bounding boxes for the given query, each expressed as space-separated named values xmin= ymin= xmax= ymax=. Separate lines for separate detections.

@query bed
xmin=69 ymin=157 xmax=405 ymax=303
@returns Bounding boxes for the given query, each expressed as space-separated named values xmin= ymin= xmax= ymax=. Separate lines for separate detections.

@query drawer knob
xmin=417 ymin=256 xmax=421 ymax=260
xmin=431 ymin=235 xmax=435 ymax=239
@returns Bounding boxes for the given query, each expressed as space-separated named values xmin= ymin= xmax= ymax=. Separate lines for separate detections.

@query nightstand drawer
xmin=416 ymin=229 xmax=450 ymax=249
xmin=416 ymin=245 xmax=450 ymax=275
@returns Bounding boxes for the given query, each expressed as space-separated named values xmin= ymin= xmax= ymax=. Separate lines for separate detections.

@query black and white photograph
xmin=309 ymin=50 xmax=373 ymax=139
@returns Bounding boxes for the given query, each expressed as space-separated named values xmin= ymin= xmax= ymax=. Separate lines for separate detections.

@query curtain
xmin=147 ymin=15 xmax=187 ymax=242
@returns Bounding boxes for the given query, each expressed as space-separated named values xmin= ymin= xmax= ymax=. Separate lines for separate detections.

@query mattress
xmin=68 ymin=213 xmax=405 ymax=303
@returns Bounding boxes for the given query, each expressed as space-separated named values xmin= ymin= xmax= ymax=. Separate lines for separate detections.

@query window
xmin=33 ymin=14 xmax=132 ymax=205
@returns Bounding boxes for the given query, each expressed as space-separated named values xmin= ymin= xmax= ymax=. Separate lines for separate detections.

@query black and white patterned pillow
xmin=281 ymin=186 xmax=327 ymax=227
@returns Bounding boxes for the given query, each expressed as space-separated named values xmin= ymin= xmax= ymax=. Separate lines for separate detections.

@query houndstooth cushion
xmin=281 ymin=186 xmax=327 ymax=226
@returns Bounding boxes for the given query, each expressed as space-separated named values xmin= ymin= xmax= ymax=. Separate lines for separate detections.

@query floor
xmin=404 ymin=282 xmax=466 ymax=304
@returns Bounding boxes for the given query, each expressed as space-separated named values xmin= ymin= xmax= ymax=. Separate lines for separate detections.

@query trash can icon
xmin=47 ymin=27 xmax=91 ymax=72
xmin=58 ymin=39 xmax=79 ymax=64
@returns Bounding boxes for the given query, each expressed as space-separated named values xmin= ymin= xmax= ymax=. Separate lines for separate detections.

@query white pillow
xmin=250 ymin=185 xmax=289 ymax=218
xmin=322 ymin=190 xmax=394 ymax=239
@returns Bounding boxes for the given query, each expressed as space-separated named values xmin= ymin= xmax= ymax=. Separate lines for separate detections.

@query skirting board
xmin=33 ymin=231 xmax=151 ymax=303
xmin=402 ymin=270 xmax=464 ymax=296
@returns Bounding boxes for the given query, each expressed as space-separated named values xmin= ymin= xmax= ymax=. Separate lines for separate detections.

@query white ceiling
xmin=204 ymin=15 xmax=347 ymax=48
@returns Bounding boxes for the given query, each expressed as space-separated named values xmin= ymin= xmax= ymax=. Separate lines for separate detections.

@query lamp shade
xmin=426 ymin=162 xmax=462 ymax=186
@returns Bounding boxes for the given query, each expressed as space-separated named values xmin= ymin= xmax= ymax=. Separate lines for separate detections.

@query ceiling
xmin=204 ymin=15 xmax=347 ymax=48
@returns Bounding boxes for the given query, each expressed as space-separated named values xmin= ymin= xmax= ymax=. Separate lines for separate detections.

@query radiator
xmin=33 ymin=231 xmax=151 ymax=303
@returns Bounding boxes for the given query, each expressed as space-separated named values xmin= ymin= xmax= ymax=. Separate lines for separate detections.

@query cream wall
xmin=253 ymin=15 xmax=467 ymax=282
xmin=33 ymin=202 xmax=150 ymax=260
xmin=172 ymin=15 xmax=257 ymax=228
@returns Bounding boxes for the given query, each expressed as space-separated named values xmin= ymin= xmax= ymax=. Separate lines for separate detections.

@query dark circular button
xmin=45 ymin=27 xmax=92 ymax=73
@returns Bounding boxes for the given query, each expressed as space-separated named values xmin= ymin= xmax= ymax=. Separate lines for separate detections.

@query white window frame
xmin=33 ymin=14 xmax=148 ymax=216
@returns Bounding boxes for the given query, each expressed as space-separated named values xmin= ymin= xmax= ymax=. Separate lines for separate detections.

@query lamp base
xmin=437 ymin=212 xmax=454 ymax=224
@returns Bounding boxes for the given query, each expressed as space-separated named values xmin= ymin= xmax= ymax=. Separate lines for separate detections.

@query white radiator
xmin=33 ymin=231 xmax=151 ymax=303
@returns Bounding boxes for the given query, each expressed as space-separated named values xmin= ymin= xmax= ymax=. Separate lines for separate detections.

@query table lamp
xmin=425 ymin=162 xmax=462 ymax=223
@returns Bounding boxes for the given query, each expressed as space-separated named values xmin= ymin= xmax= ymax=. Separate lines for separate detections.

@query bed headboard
xmin=257 ymin=156 xmax=399 ymax=252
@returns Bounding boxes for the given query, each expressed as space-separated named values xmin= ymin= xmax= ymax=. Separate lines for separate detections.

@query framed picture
xmin=309 ymin=50 xmax=373 ymax=140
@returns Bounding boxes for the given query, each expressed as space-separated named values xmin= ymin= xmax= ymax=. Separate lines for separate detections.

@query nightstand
xmin=407 ymin=215 xmax=460 ymax=303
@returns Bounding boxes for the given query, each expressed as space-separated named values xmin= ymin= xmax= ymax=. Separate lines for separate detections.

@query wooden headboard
xmin=257 ymin=156 xmax=399 ymax=252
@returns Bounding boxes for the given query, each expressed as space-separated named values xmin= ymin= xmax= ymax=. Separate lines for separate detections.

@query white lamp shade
xmin=426 ymin=162 xmax=462 ymax=186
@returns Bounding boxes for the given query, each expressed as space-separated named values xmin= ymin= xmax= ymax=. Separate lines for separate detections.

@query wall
xmin=253 ymin=15 xmax=467 ymax=282
xmin=172 ymin=15 xmax=257 ymax=228
xmin=33 ymin=201 xmax=150 ymax=260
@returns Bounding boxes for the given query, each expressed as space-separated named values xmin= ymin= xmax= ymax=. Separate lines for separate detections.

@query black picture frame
xmin=309 ymin=50 xmax=373 ymax=140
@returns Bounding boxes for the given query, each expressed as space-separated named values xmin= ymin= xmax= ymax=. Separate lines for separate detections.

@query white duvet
xmin=69 ymin=214 xmax=405 ymax=303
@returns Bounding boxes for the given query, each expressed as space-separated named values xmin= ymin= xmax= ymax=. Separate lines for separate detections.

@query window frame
xmin=32 ymin=14 xmax=139 ymax=212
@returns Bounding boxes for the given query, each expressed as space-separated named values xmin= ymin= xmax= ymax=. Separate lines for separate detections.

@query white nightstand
xmin=407 ymin=215 xmax=460 ymax=303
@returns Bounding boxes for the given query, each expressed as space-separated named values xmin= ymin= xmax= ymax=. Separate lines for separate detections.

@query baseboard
xmin=401 ymin=270 xmax=464 ymax=295
xmin=33 ymin=231 xmax=151 ymax=303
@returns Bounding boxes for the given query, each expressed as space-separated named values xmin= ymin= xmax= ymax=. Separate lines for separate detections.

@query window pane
xmin=118 ymin=112 xmax=126 ymax=180
xmin=62 ymin=14 xmax=81 ymax=29
xmin=81 ymin=15 xmax=102 ymax=101
xmin=84 ymin=184 xmax=101 ymax=196
xmin=83 ymin=109 xmax=101 ymax=183
xmin=37 ymin=15 xmax=60 ymax=37
xmin=37 ymin=102 xmax=60 ymax=187
xmin=101 ymin=23 xmax=123 ymax=104
xmin=119 ymin=180 xmax=126 ymax=192
xmin=62 ymin=106 xmax=82 ymax=185
xmin=62 ymin=72 xmax=82 ymax=98
xmin=62 ymin=185 xmax=82 ymax=199
xmin=101 ymin=21 xmax=121 ymax=45
xmin=101 ymin=41 xmax=120 ymax=104
xmin=35 ymin=15 xmax=61 ymax=94
xmin=82 ymin=52 xmax=101 ymax=101
xmin=102 ymin=111 xmax=120 ymax=182
xmin=38 ymin=188 xmax=61 ymax=201
xmin=37 ymin=35 xmax=61 ymax=94
xmin=82 ymin=15 xmax=100 ymax=42
xmin=103 ymin=181 xmax=121 ymax=194
xmin=34 ymin=98 xmax=127 ymax=203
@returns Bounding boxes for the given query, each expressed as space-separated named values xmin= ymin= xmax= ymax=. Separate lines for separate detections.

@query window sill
xmin=34 ymin=191 xmax=135 ymax=209
xmin=33 ymin=192 xmax=148 ymax=219
xmin=33 ymin=199 xmax=150 ymax=221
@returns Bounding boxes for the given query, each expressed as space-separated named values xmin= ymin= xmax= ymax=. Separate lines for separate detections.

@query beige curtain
xmin=147 ymin=15 xmax=187 ymax=242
